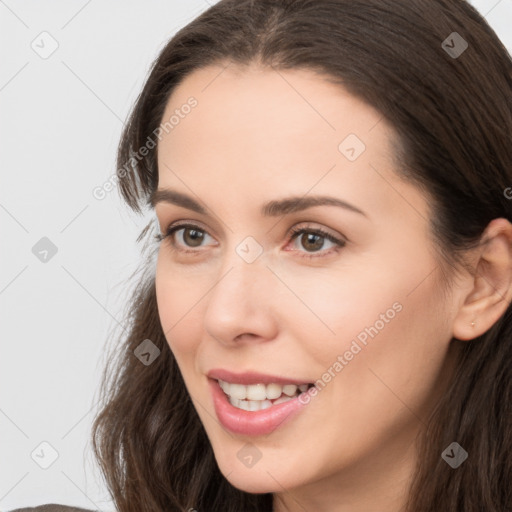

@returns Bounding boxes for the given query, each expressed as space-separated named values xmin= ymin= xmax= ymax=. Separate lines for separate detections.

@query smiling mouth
xmin=217 ymin=378 xmax=315 ymax=411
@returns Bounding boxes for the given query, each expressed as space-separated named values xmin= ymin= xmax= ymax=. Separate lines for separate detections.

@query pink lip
xmin=208 ymin=378 xmax=311 ymax=436
xmin=207 ymin=368 xmax=313 ymax=386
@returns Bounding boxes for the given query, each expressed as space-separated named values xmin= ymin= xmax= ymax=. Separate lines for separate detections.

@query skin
xmin=153 ymin=63 xmax=512 ymax=512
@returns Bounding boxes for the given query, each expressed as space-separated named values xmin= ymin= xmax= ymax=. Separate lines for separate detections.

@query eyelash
xmin=154 ymin=223 xmax=346 ymax=259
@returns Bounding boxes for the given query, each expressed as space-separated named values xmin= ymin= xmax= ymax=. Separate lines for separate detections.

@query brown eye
xmin=299 ymin=232 xmax=325 ymax=252
xmin=181 ymin=227 xmax=205 ymax=247
xmin=159 ymin=223 xmax=216 ymax=251
xmin=287 ymin=226 xmax=346 ymax=259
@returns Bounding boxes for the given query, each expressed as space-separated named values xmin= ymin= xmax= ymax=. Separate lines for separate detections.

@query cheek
xmin=287 ymin=254 xmax=449 ymax=412
xmin=155 ymin=253 xmax=207 ymax=355
xmin=288 ymin=239 xmax=444 ymax=360
xmin=289 ymin=282 xmax=450 ymax=481
xmin=319 ymin=273 xmax=449 ymax=434
xmin=272 ymin=265 xmax=405 ymax=362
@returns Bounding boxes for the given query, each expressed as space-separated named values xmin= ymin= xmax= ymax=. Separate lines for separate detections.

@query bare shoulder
xmin=8 ymin=505 xmax=98 ymax=512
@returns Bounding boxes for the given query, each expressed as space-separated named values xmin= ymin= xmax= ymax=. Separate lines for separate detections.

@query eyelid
xmin=157 ymin=220 xmax=347 ymax=258
xmin=286 ymin=224 xmax=346 ymax=258
xmin=289 ymin=223 xmax=346 ymax=243
xmin=156 ymin=221 xmax=217 ymax=249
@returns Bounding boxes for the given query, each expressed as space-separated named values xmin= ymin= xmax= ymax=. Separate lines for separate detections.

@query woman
xmin=14 ymin=0 xmax=512 ymax=511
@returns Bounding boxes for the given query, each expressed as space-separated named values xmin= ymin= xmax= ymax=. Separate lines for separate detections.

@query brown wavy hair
xmin=91 ymin=1 xmax=512 ymax=510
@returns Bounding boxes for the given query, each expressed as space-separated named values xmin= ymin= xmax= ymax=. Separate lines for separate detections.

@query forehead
xmin=155 ymin=64 xmax=429 ymax=225
xmin=159 ymin=63 xmax=388 ymax=152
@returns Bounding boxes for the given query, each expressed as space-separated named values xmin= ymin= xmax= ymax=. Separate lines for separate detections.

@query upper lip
xmin=207 ymin=368 xmax=313 ymax=386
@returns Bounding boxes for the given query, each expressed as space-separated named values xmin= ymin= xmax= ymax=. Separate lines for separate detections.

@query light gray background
xmin=1 ymin=1 xmax=511 ymax=510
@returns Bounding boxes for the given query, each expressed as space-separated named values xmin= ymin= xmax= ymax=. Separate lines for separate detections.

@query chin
xmin=223 ymin=471 xmax=282 ymax=494
xmin=214 ymin=453 xmax=302 ymax=494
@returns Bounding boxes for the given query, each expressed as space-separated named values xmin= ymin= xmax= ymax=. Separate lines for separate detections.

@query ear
xmin=452 ymin=218 xmax=512 ymax=341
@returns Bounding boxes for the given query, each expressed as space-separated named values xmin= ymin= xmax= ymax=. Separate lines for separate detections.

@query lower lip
xmin=208 ymin=378 xmax=310 ymax=436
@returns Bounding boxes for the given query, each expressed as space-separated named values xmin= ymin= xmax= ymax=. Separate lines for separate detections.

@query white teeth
xmin=219 ymin=380 xmax=229 ymax=393
xmin=238 ymin=400 xmax=250 ymax=411
xmin=282 ymin=384 xmax=298 ymax=396
xmin=219 ymin=378 xmax=311 ymax=411
xmin=246 ymin=383 xmax=267 ymax=401
xmin=273 ymin=395 xmax=293 ymax=405
xmin=266 ymin=383 xmax=283 ymax=400
xmin=260 ymin=399 xmax=273 ymax=410
xmin=229 ymin=396 xmax=274 ymax=411
xmin=228 ymin=383 xmax=247 ymax=400
xmin=248 ymin=400 xmax=260 ymax=411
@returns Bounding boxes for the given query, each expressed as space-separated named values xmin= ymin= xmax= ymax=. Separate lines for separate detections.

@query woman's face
xmin=154 ymin=64 xmax=462 ymax=506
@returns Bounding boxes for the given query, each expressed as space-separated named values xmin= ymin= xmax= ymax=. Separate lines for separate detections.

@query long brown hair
xmin=91 ymin=1 xmax=512 ymax=510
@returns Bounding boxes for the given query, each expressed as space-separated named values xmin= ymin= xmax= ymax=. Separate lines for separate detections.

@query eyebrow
xmin=150 ymin=188 xmax=368 ymax=218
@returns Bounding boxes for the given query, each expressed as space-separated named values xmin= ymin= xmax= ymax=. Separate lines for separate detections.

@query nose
xmin=203 ymin=250 xmax=279 ymax=346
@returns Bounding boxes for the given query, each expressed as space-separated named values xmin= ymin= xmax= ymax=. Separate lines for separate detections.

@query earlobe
xmin=452 ymin=218 xmax=512 ymax=341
